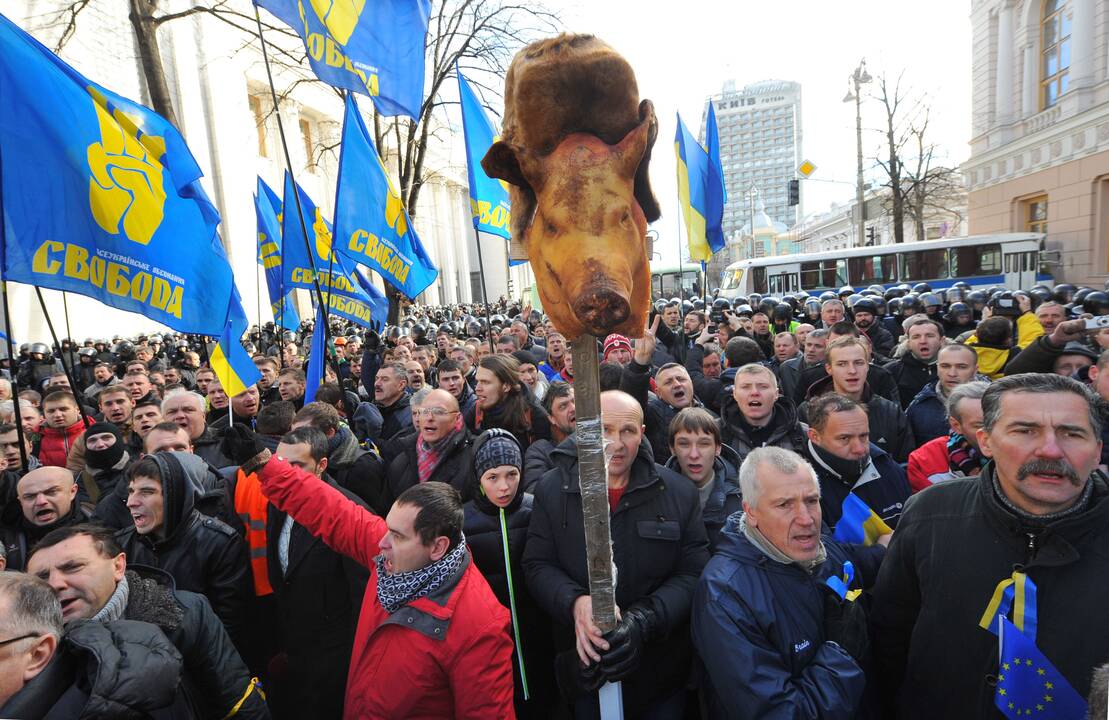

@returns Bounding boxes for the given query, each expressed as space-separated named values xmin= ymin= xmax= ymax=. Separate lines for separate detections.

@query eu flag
xmin=303 ymin=301 xmax=327 ymax=403
xmin=0 ymin=12 xmax=232 ymax=335
xmin=332 ymin=95 xmax=438 ymax=300
xmin=254 ymin=0 xmax=430 ymax=119
xmin=256 ymin=177 xmax=300 ymax=330
xmin=704 ymin=103 xmax=727 ymax=255
xmin=211 ymin=289 xmax=263 ymax=398
xmin=832 ymin=492 xmax=893 ymax=546
xmin=995 ymin=616 xmax=1086 ymax=719
xmin=279 ymin=172 xmax=386 ymax=328
xmin=456 ymin=66 xmax=512 ymax=241
xmin=675 ymin=113 xmax=722 ymax=263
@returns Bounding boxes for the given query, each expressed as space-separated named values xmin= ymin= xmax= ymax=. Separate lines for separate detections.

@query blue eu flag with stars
xmin=995 ymin=615 xmax=1086 ymax=718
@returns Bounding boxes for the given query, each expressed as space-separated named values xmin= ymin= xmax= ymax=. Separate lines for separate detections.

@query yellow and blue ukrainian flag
xmin=0 ymin=11 xmax=237 ymax=336
xmin=210 ymin=289 xmax=262 ymax=398
xmin=254 ymin=0 xmax=430 ymax=119
xmin=674 ymin=111 xmax=726 ymax=263
xmin=332 ymin=95 xmax=438 ymax=300
xmin=832 ymin=492 xmax=893 ymax=546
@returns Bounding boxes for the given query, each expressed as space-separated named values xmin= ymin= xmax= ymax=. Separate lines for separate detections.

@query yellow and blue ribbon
xmin=979 ymin=571 xmax=1038 ymax=639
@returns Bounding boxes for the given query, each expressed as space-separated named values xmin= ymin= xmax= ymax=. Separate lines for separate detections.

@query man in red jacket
xmin=38 ymin=391 xmax=90 ymax=468
xmin=221 ymin=425 xmax=516 ymax=720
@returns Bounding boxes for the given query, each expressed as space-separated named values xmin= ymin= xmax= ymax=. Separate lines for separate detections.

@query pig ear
xmin=481 ymin=141 xmax=531 ymax=190
xmin=630 ymin=99 xmax=661 ymax=222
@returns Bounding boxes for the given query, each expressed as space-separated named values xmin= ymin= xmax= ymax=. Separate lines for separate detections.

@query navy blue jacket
xmin=807 ymin=441 xmax=911 ymax=533
xmin=906 ymin=381 xmax=949 ymax=445
xmin=665 ymin=444 xmax=743 ymax=552
xmin=692 ymin=515 xmax=880 ymax=719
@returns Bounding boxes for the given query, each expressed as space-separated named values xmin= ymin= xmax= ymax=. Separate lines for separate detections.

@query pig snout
xmin=573 ymin=286 xmax=631 ymax=333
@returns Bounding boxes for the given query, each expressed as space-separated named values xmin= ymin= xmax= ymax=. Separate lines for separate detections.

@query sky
xmin=551 ymin=0 xmax=973 ymax=265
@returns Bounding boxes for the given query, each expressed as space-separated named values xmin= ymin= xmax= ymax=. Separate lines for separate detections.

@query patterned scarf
xmin=416 ymin=415 xmax=463 ymax=484
xmin=89 ymin=574 xmax=130 ymax=624
xmin=947 ymin=433 xmax=987 ymax=476
xmin=375 ymin=533 xmax=468 ymax=614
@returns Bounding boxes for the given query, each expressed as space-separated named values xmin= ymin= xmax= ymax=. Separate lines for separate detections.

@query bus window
xmin=800 ymin=261 xmax=822 ymax=289
xmin=752 ymin=266 xmax=767 ymax=294
xmin=721 ymin=268 xmax=744 ymax=291
xmin=951 ymin=244 xmax=1001 ymax=277
xmin=681 ymin=270 xmax=702 ymax=298
xmin=899 ymin=249 xmax=950 ymax=281
xmin=652 ymin=275 xmax=663 ymax=300
xmin=836 ymin=259 xmax=848 ymax=287
xmin=848 ymin=255 xmax=897 ymax=285
xmin=768 ymin=272 xmax=797 ymax=295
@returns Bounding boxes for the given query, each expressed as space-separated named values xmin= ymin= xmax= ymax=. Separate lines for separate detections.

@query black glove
xmin=363 ymin=330 xmax=381 ymax=352
xmin=554 ymin=649 xmax=604 ymax=700
xmin=822 ymin=586 xmax=869 ymax=663
xmin=598 ymin=604 xmax=657 ymax=681
xmin=220 ymin=424 xmax=267 ymax=466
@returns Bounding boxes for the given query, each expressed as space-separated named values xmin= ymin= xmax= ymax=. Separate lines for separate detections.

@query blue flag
xmin=280 ymin=173 xmax=386 ymax=328
xmin=0 ymin=12 xmax=233 ymax=335
xmin=995 ymin=616 xmax=1086 ymax=719
xmin=675 ymin=113 xmax=715 ymax=263
xmin=303 ymin=301 xmax=327 ymax=403
xmin=832 ymin=492 xmax=893 ymax=546
xmin=332 ymin=95 xmax=438 ymax=299
xmin=256 ymin=177 xmax=300 ymax=330
xmin=456 ymin=66 xmax=511 ymax=241
xmin=211 ymin=289 xmax=263 ymax=398
xmin=704 ymin=103 xmax=727 ymax=255
xmin=254 ymin=0 xmax=430 ymax=119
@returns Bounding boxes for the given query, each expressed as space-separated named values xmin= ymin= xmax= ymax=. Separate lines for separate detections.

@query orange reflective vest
xmin=234 ymin=469 xmax=273 ymax=596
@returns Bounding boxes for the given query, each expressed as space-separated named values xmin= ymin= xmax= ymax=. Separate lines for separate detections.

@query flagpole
xmin=0 ymin=283 xmax=29 ymax=471
xmin=472 ymin=226 xmax=495 ymax=353
xmin=61 ymin=291 xmax=76 ymax=374
xmin=32 ymin=288 xmax=90 ymax=429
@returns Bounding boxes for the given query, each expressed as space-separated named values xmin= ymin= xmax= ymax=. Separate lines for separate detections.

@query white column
xmin=995 ymin=2 xmax=1015 ymax=124
xmin=1021 ymin=44 xmax=1038 ymax=117
xmin=1069 ymin=0 xmax=1095 ymax=89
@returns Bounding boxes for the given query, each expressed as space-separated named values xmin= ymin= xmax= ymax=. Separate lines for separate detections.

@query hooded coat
xmin=523 ymin=437 xmax=710 ymax=716
xmin=115 ymin=452 xmax=252 ymax=654
xmin=692 ymin=514 xmax=881 ymax=719
xmin=884 ymin=352 xmax=938 ymax=411
xmin=325 ymin=425 xmax=389 ymax=516
xmin=720 ymin=395 xmax=809 ymax=464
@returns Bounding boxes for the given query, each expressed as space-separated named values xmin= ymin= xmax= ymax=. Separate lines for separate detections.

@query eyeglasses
xmin=0 ymin=632 xmax=41 ymax=649
xmin=413 ymin=407 xmax=457 ymax=418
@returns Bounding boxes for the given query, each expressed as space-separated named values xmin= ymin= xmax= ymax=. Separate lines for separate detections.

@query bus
xmin=718 ymin=233 xmax=1050 ymax=298
xmin=650 ymin=263 xmax=704 ymax=301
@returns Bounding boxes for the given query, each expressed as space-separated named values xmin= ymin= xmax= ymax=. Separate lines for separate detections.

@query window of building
xmin=1041 ymin=0 xmax=1071 ymax=109
xmin=299 ymin=118 xmax=316 ymax=171
xmin=1024 ymin=195 xmax=1048 ymax=233
xmin=248 ymin=94 xmax=268 ymax=157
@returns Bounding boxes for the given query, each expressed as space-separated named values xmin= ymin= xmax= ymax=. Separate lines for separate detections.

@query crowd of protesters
xmin=1 ymin=280 xmax=1109 ymax=718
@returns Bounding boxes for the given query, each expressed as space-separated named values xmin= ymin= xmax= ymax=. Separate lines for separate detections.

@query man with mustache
xmin=871 ymin=373 xmax=1109 ymax=717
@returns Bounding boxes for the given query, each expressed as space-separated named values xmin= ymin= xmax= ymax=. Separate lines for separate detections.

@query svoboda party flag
xmin=255 ymin=0 xmax=431 ymax=119
xmin=256 ymin=176 xmax=300 ymax=330
xmin=456 ymin=66 xmax=511 ymax=241
xmin=0 ymin=12 xmax=240 ymax=336
xmin=333 ymin=95 xmax=438 ymax=299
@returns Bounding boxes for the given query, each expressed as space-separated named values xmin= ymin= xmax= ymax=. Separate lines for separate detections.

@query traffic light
xmin=787 ymin=180 xmax=799 ymax=206
xmin=866 ymin=226 xmax=877 ymax=245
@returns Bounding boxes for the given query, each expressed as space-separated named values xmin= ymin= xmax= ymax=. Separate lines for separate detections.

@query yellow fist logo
xmin=309 ymin=0 xmax=366 ymax=44
xmin=258 ymin=234 xmax=282 ymax=269
xmin=313 ymin=208 xmax=335 ymax=261
xmin=384 ymin=188 xmax=408 ymax=238
xmin=86 ymin=87 xmax=167 ymax=246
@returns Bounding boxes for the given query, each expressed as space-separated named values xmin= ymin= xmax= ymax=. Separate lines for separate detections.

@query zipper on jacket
xmin=1025 ymin=532 xmax=1038 ymax=562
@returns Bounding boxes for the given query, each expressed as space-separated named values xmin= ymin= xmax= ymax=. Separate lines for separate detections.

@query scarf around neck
xmin=375 ymin=532 xmax=468 ymax=614
xmin=90 ymin=573 xmax=130 ymax=624
xmin=416 ymin=415 xmax=463 ymax=484
xmin=739 ymin=512 xmax=827 ymax=573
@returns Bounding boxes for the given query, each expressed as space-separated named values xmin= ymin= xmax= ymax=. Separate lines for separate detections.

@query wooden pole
xmin=569 ymin=334 xmax=623 ymax=718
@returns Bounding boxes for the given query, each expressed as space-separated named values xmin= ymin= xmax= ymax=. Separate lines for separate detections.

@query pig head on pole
xmin=481 ymin=33 xmax=659 ymax=341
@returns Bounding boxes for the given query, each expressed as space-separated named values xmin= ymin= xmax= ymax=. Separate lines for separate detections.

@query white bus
xmin=718 ymin=233 xmax=1049 ymax=298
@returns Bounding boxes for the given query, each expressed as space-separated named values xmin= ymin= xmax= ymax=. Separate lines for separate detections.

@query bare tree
xmin=901 ymin=111 xmax=964 ymax=242
xmin=872 ymin=72 xmax=910 ymax=244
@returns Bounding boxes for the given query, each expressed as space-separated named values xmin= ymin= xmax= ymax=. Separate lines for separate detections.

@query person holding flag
xmin=871 ymin=373 xmax=1109 ymax=717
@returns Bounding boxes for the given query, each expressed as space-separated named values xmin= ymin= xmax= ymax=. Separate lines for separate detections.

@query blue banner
xmin=303 ymin=301 xmax=326 ymax=403
xmin=255 ymin=0 xmax=430 ymax=119
xmin=457 ymin=67 xmax=511 ymax=241
xmin=280 ymin=172 xmax=386 ymax=328
xmin=332 ymin=95 xmax=438 ymax=299
xmin=704 ymin=103 xmax=727 ymax=255
xmin=0 ymin=12 xmax=234 ymax=335
xmin=256 ymin=177 xmax=300 ymax=330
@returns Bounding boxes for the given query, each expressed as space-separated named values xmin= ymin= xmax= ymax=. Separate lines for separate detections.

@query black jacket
xmin=719 ymin=395 xmax=808 ymax=465
xmin=115 ymin=452 xmax=252 ymax=656
xmin=800 ymin=376 xmax=915 ymax=463
xmin=884 ymin=352 xmax=938 ymax=410
xmin=0 ymin=501 xmax=92 ymax=572
xmin=523 ymin=437 xmax=710 ymax=715
xmin=386 ymin=428 xmax=475 ymax=505
xmin=193 ymin=425 xmax=233 ymax=468
xmin=463 ymin=394 xmax=551 ymax=455
xmin=863 ymin=322 xmax=897 ymax=357
xmin=325 ymin=425 xmax=389 ymax=516
xmin=806 ymin=439 xmax=911 ymax=533
xmin=266 ymin=476 xmax=370 ymax=719
xmin=665 ymin=443 xmax=743 ymax=552
xmin=793 ymin=361 xmax=902 ymax=407
xmin=122 ymin=566 xmax=270 ymax=719
xmin=0 ymin=619 xmax=184 ymax=719
xmin=93 ymin=456 xmax=237 ymax=533
xmin=373 ymin=394 xmax=413 ymax=465
xmin=684 ymin=344 xmax=734 ymax=415
xmin=870 ymin=467 xmax=1109 ymax=719
xmin=621 ymin=358 xmax=703 ymax=464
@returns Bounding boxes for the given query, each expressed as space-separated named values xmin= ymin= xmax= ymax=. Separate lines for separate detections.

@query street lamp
xmin=843 ymin=59 xmax=871 ymax=248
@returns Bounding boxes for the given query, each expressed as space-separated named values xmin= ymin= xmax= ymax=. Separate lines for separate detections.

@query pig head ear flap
xmin=632 ymin=99 xmax=661 ymax=223
xmin=482 ymin=141 xmax=530 ymax=190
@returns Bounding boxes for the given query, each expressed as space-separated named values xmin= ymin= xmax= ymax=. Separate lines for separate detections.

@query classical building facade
xmin=964 ymin=0 xmax=1109 ymax=286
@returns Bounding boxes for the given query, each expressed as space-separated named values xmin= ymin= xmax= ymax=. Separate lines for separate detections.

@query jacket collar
xmin=807 ymin=439 xmax=882 ymax=490
xmin=553 ymin=436 xmax=664 ymax=498
xmin=379 ymin=552 xmax=472 ymax=641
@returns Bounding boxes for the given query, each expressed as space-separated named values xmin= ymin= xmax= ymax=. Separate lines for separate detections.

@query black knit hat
xmin=473 ymin=429 xmax=522 ymax=479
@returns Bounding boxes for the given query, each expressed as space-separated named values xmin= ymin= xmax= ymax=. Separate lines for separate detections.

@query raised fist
xmin=309 ymin=0 xmax=366 ymax=44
